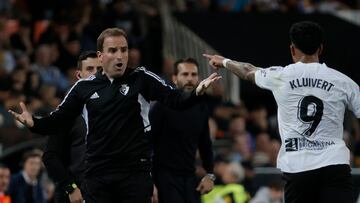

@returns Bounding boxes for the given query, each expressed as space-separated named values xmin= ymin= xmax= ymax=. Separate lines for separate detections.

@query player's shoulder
xmin=71 ymin=75 xmax=99 ymax=91
xmin=76 ymin=74 xmax=97 ymax=85
xmin=133 ymin=66 xmax=149 ymax=74
xmin=325 ymin=66 xmax=354 ymax=81
xmin=133 ymin=66 xmax=169 ymax=84
xmin=132 ymin=66 xmax=152 ymax=78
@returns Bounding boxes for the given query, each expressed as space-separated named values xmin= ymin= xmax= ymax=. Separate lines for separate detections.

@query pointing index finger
xmin=202 ymin=54 xmax=212 ymax=59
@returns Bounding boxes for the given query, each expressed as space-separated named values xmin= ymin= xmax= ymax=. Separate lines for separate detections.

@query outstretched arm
xmin=9 ymin=81 xmax=83 ymax=134
xmin=142 ymin=68 xmax=221 ymax=109
xmin=203 ymin=54 xmax=260 ymax=83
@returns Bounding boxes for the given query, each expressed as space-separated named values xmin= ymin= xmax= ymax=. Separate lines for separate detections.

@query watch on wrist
xmin=205 ymin=173 xmax=216 ymax=182
xmin=64 ymin=182 xmax=78 ymax=194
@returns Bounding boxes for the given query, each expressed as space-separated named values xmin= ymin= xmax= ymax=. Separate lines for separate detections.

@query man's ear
xmin=76 ymin=71 xmax=82 ymax=80
xmin=290 ymin=44 xmax=296 ymax=57
xmin=97 ymin=51 xmax=102 ymax=62
xmin=318 ymin=44 xmax=323 ymax=56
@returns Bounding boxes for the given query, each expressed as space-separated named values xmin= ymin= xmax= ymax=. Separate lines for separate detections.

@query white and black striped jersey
xmin=255 ymin=62 xmax=360 ymax=173
xmin=31 ymin=67 xmax=200 ymax=177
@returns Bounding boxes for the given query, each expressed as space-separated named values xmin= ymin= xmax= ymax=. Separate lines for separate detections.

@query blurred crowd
xmin=0 ymin=0 xmax=359 ymax=203
xmin=169 ymin=0 xmax=360 ymax=13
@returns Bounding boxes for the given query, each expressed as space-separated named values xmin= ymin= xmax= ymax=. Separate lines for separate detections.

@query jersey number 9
xmin=297 ymin=95 xmax=324 ymax=137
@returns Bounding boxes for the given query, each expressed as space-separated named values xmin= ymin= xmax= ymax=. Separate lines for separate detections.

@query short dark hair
xmin=97 ymin=28 xmax=128 ymax=51
xmin=173 ymin=58 xmax=199 ymax=75
xmin=22 ymin=149 xmax=42 ymax=165
xmin=289 ymin=21 xmax=324 ymax=55
xmin=268 ymin=179 xmax=285 ymax=191
xmin=0 ymin=163 xmax=9 ymax=170
xmin=77 ymin=50 xmax=98 ymax=70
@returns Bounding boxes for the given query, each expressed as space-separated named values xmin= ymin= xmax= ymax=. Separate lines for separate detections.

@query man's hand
xmin=68 ymin=187 xmax=83 ymax=203
xmin=196 ymin=73 xmax=222 ymax=96
xmin=8 ymin=102 xmax=34 ymax=127
xmin=196 ymin=176 xmax=214 ymax=195
xmin=152 ymin=185 xmax=159 ymax=203
xmin=203 ymin=54 xmax=226 ymax=70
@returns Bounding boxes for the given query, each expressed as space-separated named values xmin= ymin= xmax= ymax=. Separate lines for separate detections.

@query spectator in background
xmin=8 ymin=149 xmax=46 ymax=203
xmin=0 ymin=163 xmax=11 ymax=203
xmin=230 ymin=133 xmax=253 ymax=163
xmin=247 ymin=105 xmax=269 ymax=136
xmin=9 ymin=19 xmax=33 ymax=55
xmin=31 ymin=44 xmax=69 ymax=94
xmin=0 ymin=77 xmax=12 ymax=128
xmin=0 ymin=22 xmax=15 ymax=74
xmin=150 ymin=58 xmax=215 ymax=203
xmin=55 ymin=32 xmax=81 ymax=75
xmin=10 ymin=68 xmax=27 ymax=93
xmin=202 ymin=162 xmax=249 ymax=203
xmin=252 ymin=132 xmax=272 ymax=167
xmin=249 ymin=179 xmax=284 ymax=203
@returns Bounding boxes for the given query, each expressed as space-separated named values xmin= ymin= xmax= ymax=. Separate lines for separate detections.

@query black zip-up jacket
xmin=150 ymin=99 xmax=214 ymax=176
xmin=42 ymin=116 xmax=86 ymax=190
xmin=31 ymin=67 xmax=200 ymax=177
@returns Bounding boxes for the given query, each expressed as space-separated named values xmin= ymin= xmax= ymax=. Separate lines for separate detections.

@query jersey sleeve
xmin=347 ymin=79 xmax=360 ymax=118
xmin=254 ymin=66 xmax=284 ymax=91
xmin=139 ymin=67 xmax=200 ymax=108
xmin=31 ymin=81 xmax=85 ymax=135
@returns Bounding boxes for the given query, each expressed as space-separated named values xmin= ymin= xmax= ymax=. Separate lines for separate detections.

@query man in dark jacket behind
xmin=150 ymin=58 xmax=215 ymax=203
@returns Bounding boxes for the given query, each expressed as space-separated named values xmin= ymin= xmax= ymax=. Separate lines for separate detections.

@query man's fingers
xmin=8 ymin=110 xmax=22 ymax=122
xmin=20 ymin=102 xmax=27 ymax=113
xmin=8 ymin=110 xmax=17 ymax=117
xmin=211 ymin=76 xmax=222 ymax=83
xmin=202 ymin=54 xmax=213 ymax=59
xmin=209 ymin=72 xmax=220 ymax=79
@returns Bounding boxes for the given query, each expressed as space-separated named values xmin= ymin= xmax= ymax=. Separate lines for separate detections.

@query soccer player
xmin=203 ymin=21 xmax=360 ymax=203
xmin=42 ymin=50 xmax=101 ymax=203
xmin=9 ymin=28 xmax=221 ymax=203
xmin=150 ymin=58 xmax=215 ymax=203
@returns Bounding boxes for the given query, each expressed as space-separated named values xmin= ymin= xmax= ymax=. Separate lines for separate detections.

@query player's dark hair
xmin=77 ymin=50 xmax=98 ymax=70
xmin=289 ymin=21 xmax=324 ymax=55
xmin=173 ymin=58 xmax=199 ymax=75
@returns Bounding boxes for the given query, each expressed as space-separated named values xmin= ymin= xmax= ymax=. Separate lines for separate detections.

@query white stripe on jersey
xmin=51 ymin=75 xmax=96 ymax=115
xmin=82 ymin=104 xmax=89 ymax=144
xmin=137 ymin=94 xmax=151 ymax=132
xmin=135 ymin=67 xmax=174 ymax=89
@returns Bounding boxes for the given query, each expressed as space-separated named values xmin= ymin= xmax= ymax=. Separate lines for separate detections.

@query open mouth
xmin=115 ymin=62 xmax=123 ymax=69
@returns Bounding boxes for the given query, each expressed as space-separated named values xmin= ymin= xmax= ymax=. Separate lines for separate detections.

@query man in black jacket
xmin=42 ymin=51 xmax=101 ymax=203
xmin=9 ymin=28 xmax=221 ymax=203
xmin=150 ymin=58 xmax=215 ymax=203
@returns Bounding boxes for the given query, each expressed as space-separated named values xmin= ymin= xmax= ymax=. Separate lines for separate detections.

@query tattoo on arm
xmin=226 ymin=60 xmax=260 ymax=83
